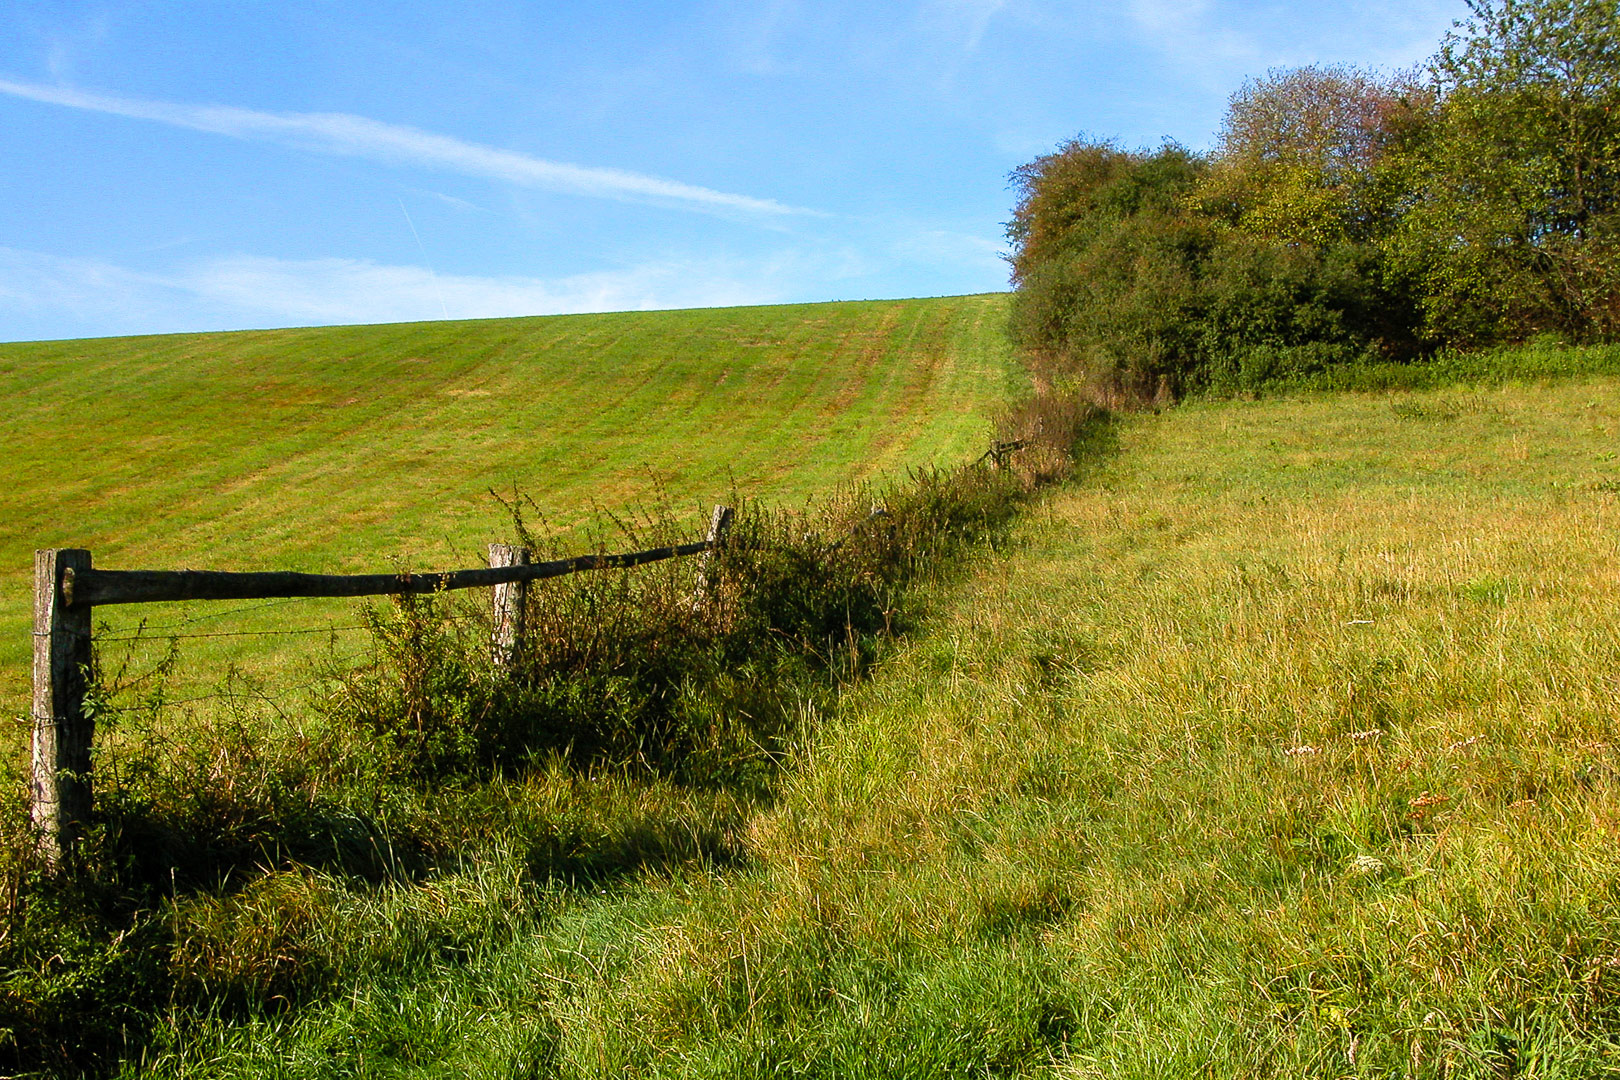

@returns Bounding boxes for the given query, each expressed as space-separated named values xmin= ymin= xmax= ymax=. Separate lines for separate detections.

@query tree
xmin=1195 ymin=66 xmax=1434 ymax=247
xmin=1005 ymin=138 xmax=1410 ymax=394
xmin=1005 ymin=141 xmax=1213 ymax=393
xmin=1394 ymin=0 xmax=1620 ymax=341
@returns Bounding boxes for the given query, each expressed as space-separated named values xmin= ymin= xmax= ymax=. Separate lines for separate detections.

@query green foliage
xmin=1195 ymin=238 xmax=1406 ymax=384
xmin=1010 ymin=1 xmax=1620 ymax=392
xmin=1390 ymin=0 xmax=1620 ymax=343
xmin=1006 ymin=141 xmax=1208 ymax=393
xmin=1006 ymin=141 xmax=1415 ymax=395
xmin=1195 ymin=65 xmax=1434 ymax=247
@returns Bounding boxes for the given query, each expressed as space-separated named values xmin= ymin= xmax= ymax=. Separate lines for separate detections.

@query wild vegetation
xmin=0 ymin=295 xmax=1069 ymax=1076
xmin=8 ymin=3 xmax=1620 ymax=1075
xmin=7 ymin=361 xmax=1609 ymax=1078
xmin=2 ymin=449 xmax=1080 ymax=1076
xmin=1007 ymin=0 xmax=1620 ymax=397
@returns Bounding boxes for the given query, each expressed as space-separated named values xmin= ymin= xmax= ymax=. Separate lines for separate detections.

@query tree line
xmin=1007 ymin=0 xmax=1620 ymax=395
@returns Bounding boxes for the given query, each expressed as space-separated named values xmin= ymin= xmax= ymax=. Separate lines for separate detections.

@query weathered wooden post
xmin=691 ymin=504 xmax=734 ymax=612
xmin=489 ymin=543 xmax=530 ymax=670
xmin=32 ymin=548 xmax=93 ymax=867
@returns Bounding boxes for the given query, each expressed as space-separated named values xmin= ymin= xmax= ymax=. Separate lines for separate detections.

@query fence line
xmin=29 ymin=507 xmax=733 ymax=868
xmin=96 ymin=624 xmax=369 ymax=642
xmin=28 ymin=434 xmax=1028 ymax=870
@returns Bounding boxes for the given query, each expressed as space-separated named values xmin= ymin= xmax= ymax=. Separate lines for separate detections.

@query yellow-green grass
xmin=0 ymin=294 xmax=1021 ymax=720
xmin=154 ymin=377 xmax=1620 ymax=1076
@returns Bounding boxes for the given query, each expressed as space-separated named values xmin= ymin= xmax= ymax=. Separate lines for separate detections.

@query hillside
xmin=0 ymin=294 xmax=1021 ymax=717
xmin=109 ymin=373 xmax=1620 ymax=1076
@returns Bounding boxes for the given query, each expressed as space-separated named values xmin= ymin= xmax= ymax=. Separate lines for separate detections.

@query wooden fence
xmin=29 ymin=505 xmax=733 ymax=866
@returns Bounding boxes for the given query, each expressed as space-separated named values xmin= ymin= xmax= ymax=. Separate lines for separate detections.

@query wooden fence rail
xmin=66 ymin=542 xmax=717 ymax=607
xmin=30 ymin=506 xmax=732 ymax=868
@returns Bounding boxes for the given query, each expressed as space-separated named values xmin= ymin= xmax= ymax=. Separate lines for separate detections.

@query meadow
xmin=8 ymin=292 xmax=1620 ymax=1075
xmin=0 ymin=294 xmax=1020 ymax=718
xmin=95 ymin=369 xmax=1620 ymax=1077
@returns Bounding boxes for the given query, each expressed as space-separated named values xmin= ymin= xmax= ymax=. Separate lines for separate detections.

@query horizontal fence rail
xmin=66 ymin=541 xmax=715 ymax=607
xmin=975 ymin=438 xmax=1027 ymax=469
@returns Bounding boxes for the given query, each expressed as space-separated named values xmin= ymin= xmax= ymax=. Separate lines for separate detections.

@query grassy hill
xmin=128 ymin=373 xmax=1620 ymax=1077
xmin=11 ymin=297 xmax=1620 ymax=1075
xmin=0 ymin=294 xmax=1021 ymax=718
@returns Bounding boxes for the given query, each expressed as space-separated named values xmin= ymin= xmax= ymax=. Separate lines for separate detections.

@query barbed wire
xmin=93 ymin=650 xmax=372 ymax=714
xmin=95 ymin=623 xmax=369 ymax=643
xmin=96 ymin=594 xmax=334 ymax=635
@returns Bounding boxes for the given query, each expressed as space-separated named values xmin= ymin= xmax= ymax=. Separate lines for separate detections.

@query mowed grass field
xmin=148 ymin=375 xmax=1620 ymax=1077
xmin=0 ymin=294 xmax=1021 ymax=722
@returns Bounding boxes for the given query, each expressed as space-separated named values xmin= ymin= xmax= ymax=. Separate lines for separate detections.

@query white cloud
xmin=891 ymin=227 xmax=1007 ymax=275
xmin=185 ymin=255 xmax=792 ymax=324
xmin=0 ymin=247 xmax=173 ymax=329
xmin=0 ymin=246 xmax=876 ymax=340
xmin=1341 ymin=0 xmax=1468 ymax=71
xmin=1124 ymin=0 xmax=1264 ymax=91
xmin=920 ymin=0 xmax=1010 ymax=52
xmin=0 ymin=78 xmax=812 ymax=218
xmin=1120 ymin=0 xmax=1466 ymax=96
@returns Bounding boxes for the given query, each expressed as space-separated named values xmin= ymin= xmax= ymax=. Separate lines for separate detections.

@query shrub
xmin=320 ymin=457 xmax=1053 ymax=790
xmin=1387 ymin=0 xmax=1620 ymax=344
xmin=1006 ymin=140 xmax=1418 ymax=397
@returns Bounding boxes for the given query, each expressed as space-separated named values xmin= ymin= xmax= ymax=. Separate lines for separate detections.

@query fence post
xmin=32 ymin=548 xmax=93 ymax=867
xmin=691 ymin=504 xmax=734 ymax=611
xmin=489 ymin=543 xmax=529 ymax=670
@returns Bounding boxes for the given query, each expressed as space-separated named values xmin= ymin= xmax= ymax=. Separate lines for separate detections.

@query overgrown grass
xmin=95 ymin=374 xmax=1620 ymax=1078
xmin=1209 ymin=337 xmax=1620 ymax=395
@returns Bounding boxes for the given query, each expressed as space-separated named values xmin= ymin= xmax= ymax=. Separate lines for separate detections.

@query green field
xmin=0 ymin=294 xmax=1021 ymax=719
xmin=10 ymin=298 xmax=1620 ymax=1075
xmin=129 ymin=374 xmax=1620 ymax=1077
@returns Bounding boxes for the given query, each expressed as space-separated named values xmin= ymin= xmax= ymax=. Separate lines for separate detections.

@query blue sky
xmin=0 ymin=1 xmax=1467 ymax=342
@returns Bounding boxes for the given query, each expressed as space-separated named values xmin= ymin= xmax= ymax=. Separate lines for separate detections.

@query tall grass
xmin=1210 ymin=337 xmax=1620 ymax=394
xmin=107 ymin=375 xmax=1620 ymax=1078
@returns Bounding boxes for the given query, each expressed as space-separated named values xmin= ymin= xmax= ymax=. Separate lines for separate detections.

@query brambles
xmin=323 ymin=453 xmax=1058 ymax=784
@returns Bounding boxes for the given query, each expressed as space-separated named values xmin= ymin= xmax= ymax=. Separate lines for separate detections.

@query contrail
xmin=0 ymin=77 xmax=815 ymax=218
xmin=398 ymin=198 xmax=449 ymax=320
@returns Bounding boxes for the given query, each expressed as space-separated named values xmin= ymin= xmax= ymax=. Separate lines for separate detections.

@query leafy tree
xmin=1005 ymin=139 xmax=1410 ymax=394
xmin=1006 ymin=141 xmax=1212 ymax=393
xmin=1393 ymin=0 xmax=1620 ymax=341
xmin=1195 ymin=66 xmax=1434 ymax=247
xmin=1005 ymin=0 xmax=1620 ymax=395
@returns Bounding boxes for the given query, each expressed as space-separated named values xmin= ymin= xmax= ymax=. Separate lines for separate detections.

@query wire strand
xmin=96 ymin=624 xmax=369 ymax=643
xmin=95 ymin=653 xmax=370 ymax=714
xmin=98 ymin=595 xmax=334 ymax=635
